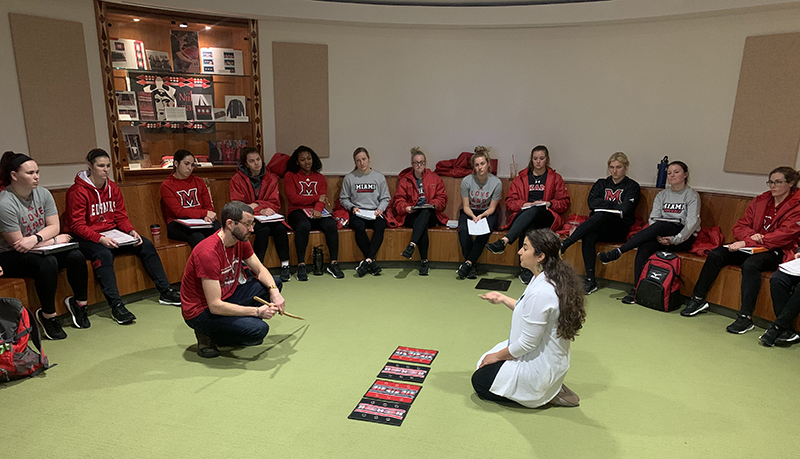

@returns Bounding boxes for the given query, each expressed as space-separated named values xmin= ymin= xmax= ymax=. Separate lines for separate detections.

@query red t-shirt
xmin=180 ymin=233 xmax=254 ymax=320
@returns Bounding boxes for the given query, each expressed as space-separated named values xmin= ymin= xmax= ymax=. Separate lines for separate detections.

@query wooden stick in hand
xmin=253 ymin=296 xmax=305 ymax=320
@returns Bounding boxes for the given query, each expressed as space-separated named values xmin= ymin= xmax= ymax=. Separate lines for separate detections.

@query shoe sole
xmin=680 ymin=302 xmax=709 ymax=317
xmin=401 ymin=252 xmax=413 ymax=259
xmin=36 ymin=310 xmax=56 ymax=340
xmin=486 ymin=244 xmax=505 ymax=255
xmin=726 ymin=324 xmax=754 ymax=334
xmin=597 ymin=253 xmax=618 ymax=265
xmin=585 ymin=286 xmax=598 ymax=295
xmin=65 ymin=297 xmax=82 ymax=329
xmin=775 ymin=336 xmax=800 ymax=346
xmin=621 ymin=297 xmax=636 ymax=304
xmin=758 ymin=336 xmax=776 ymax=347
xmin=326 ymin=267 xmax=344 ymax=279
xmin=158 ymin=299 xmax=181 ymax=306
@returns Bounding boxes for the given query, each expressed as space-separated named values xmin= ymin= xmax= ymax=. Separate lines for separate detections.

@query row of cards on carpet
xmin=348 ymin=346 xmax=438 ymax=427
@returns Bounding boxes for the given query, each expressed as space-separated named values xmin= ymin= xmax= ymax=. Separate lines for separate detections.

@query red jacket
xmin=386 ymin=167 xmax=448 ymax=227
xmin=732 ymin=188 xmax=800 ymax=262
xmin=502 ymin=167 xmax=570 ymax=231
xmin=64 ymin=171 xmax=135 ymax=243
xmin=229 ymin=169 xmax=281 ymax=214
xmin=161 ymin=174 xmax=214 ymax=224
xmin=284 ymin=170 xmax=327 ymax=215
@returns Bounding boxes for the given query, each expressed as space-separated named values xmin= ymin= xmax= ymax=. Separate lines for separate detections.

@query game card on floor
xmin=348 ymin=398 xmax=411 ymax=427
xmin=365 ymin=379 xmax=422 ymax=404
xmin=389 ymin=346 xmax=438 ymax=365
xmin=378 ymin=362 xmax=429 ymax=383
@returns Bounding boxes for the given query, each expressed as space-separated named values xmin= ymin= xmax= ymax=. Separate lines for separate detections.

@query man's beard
xmin=232 ymin=226 xmax=250 ymax=242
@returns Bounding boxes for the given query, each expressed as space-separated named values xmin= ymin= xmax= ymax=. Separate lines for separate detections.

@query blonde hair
xmin=410 ymin=146 xmax=426 ymax=162
xmin=471 ymin=146 xmax=492 ymax=174
xmin=607 ymin=152 xmax=629 ymax=169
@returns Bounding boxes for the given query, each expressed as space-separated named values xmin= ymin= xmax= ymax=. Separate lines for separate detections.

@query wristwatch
xmin=34 ymin=233 xmax=43 ymax=243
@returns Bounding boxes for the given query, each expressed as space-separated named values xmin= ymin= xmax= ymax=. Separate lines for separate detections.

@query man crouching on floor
xmin=180 ymin=200 xmax=285 ymax=358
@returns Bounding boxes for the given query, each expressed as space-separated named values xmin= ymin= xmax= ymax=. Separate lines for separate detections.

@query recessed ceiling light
xmin=179 ymin=22 xmax=188 ymax=28
xmin=133 ymin=18 xmax=140 ymax=22
xmin=205 ymin=26 xmax=211 ymax=30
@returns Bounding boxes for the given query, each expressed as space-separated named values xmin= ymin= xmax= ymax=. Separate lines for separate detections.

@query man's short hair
xmin=221 ymin=201 xmax=254 ymax=227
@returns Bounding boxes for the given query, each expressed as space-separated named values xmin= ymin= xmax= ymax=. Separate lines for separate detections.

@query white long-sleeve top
xmin=477 ymin=271 xmax=571 ymax=408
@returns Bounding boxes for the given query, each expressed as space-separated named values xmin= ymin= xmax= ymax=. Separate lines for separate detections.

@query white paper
xmin=356 ymin=209 xmax=377 ymax=220
xmin=653 ymin=217 xmax=681 ymax=223
xmin=100 ymin=229 xmax=138 ymax=246
xmin=165 ymin=107 xmax=187 ymax=121
xmin=176 ymin=218 xmax=214 ymax=228
xmin=595 ymin=209 xmax=622 ymax=216
xmin=521 ymin=202 xmax=547 ymax=210
xmin=28 ymin=242 xmax=78 ymax=254
xmin=446 ymin=220 xmax=458 ymax=229
xmin=779 ymin=257 xmax=800 ymax=276
xmin=468 ymin=218 xmax=490 ymax=236
xmin=255 ymin=213 xmax=285 ymax=223
xmin=200 ymin=47 xmax=245 ymax=75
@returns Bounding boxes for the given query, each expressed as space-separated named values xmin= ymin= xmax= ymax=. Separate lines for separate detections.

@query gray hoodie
xmin=649 ymin=185 xmax=701 ymax=245
xmin=339 ymin=168 xmax=390 ymax=212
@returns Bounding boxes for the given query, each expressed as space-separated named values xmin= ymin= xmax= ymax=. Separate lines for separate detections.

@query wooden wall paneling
xmin=9 ymin=13 xmax=98 ymax=166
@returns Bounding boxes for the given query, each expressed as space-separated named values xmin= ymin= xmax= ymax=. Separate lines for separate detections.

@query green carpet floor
xmin=4 ymin=268 xmax=799 ymax=459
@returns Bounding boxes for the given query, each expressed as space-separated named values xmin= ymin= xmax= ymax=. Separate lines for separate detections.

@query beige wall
xmin=1 ymin=0 xmax=108 ymax=188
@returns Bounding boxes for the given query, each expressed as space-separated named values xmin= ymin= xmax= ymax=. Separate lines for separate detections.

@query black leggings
xmin=458 ymin=210 xmax=498 ymax=264
xmin=288 ymin=210 xmax=339 ymax=263
xmin=769 ymin=271 xmax=800 ymax=330
xmin=349 ymin=212 xmax=387 ymax=260
xmin=619 ymin=221 xmax=695 ymax=284
xmin=76 ymin=237 xmax=172 ymax=306
xmin=167 ymin=220 xmax=221 ymax=248
xmin=0 ymin=249 xmax=88 ymax=314
xmin=251 ymin=221 xmax=290 ymax=263
xmin=562 ymin=212 xmax=631 ymax=277
xmin=504 ymin=206 xmax=555 ymax=245
xmin=471 ymin=360 xmax=517 ymax=404
xmin=403 ymin=208 xmax=437 ymax=259
xmin=692 ymin=246 xmax=780 ymax=316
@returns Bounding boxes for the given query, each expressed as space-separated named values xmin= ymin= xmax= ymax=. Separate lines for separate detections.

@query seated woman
xmin=65 ymin=149 xmax=180 ymax=325
xmin=457 ymin=147 xmax=502 ymax=280
xmin=388 ymin=147 xmax=448 ymax=276
xmin=230 ymin=147 xmax=291 ymax=282
xmin=763 ymin=249 xmax=800 ymax=347
xmin=339 ymin=147 xmax=391 ymax=277
xmin=0 ymin=152 xmax=88 ymax=340
xmin=559 ymin=152 xmax=640 ymax=294
xmin=284 ymin=146 xmax=343 ymax=280
xmin=161 ymin=150 xmax=221 ymax=248
xmin=472 ymin=228 xmax=586 ymax=408
xmin=598 ymin=161 xmax=700 ymax=304
xmin=681 ymin=167 xmax=800 ymax=334
xmin=486 ymin=145 xmax=569 ymax=285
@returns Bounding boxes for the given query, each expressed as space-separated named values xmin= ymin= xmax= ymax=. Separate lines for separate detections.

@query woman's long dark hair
xmin=286 ymin=145 xmax=323 ymax=174
xmin=525 ymin=228 xmax=586 ymax=341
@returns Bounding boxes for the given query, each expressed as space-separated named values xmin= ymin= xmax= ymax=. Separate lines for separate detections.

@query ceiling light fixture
xmin=205 ymin=26 xmax=211 ymax=30
xmin=179 ymin=22 xmax=188 ymax=28
xmin=133 ymin=18 xmax=140 ymax=22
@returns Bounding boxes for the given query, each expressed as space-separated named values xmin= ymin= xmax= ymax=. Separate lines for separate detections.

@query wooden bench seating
xmin=1 ymin=173 xmax=796 ymax=329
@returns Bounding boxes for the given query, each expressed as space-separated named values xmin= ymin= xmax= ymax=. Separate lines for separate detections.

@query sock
xmin=281 ymin=261 xmax=289 ymax=267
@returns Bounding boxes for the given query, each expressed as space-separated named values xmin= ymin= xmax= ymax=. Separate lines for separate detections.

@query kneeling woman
xmin=161 ymin=149 xmax=220 ymax=247
xmin=681 ymin=167 xmax=800 ymax=335
xmin=560 ymin=152 xmax=640 ymax=294
xmin=472 ymin=228 xmax=586 ymax=408
xmin=598 ymin=161 xmax=700 ymax=303
xmin=339 ymin=147 xmax=390 ymax=277
xmin=230 ymin=147 xmax=291 ymax=281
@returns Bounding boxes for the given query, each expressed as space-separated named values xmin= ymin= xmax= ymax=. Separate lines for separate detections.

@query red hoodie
xmin=161 ymin=173 xmax=214 ymax=224
xmin=229 ymin=168 xmax=281 ymax=214
xmin=732 ymin=188 xmax=800 ymax=262
xmin=502 ymin=167 xmax=570 ymax=231
xmin=284 ymin=170 xmax=327 ymax=215
xmin=64 ymin=170 xmax=135 ymax=243
xmin=386 ymin=167 xmax=448 ymax=227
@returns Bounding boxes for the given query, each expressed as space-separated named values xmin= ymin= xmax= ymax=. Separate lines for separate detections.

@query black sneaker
xmin=467 ymin=265 xmax=478 ymax=279
xmin=584 ymin=278 xmax=598 ymax=295
xmin=356 ymin=260 xmax=369 ymax=277
xmin=280 ymin=265 xmax=291 ymax=282
xmin=159 ymin=288 xmax=181 ymax=306
xmin=327 ymin=262 xmax=345 ymax=279
xmin=486 ymin=240 xmax=506 ymax=255
xmin=401 ymin=243 xmax=415 ymax=259
xmin=680 ymin=296 xmax=709 ymax=317
xmin=111 ymin=303 xmax=136 ymax=325
xmin=776 ymin=329 xmax=800 ymax=346
xmin=598 ymin=248 xmax=622 ymax=264
xmin=65 ymin=297 xmax=90 ymax=329
xmin=369 ymin=261 xmax=383 ymax=275
xmin=297 ymin=264 xmax=309 ymax=281
xmin=519 ymin=269 xmax=533 ymax=285
xmin=419 ymin=260 xmax=429 ymax=276
xmin=194 ymin=329 xmax=220 ymax=358
xmin=759 ymin=324 xmax=781 ymax=347
xmin=726 ymin=315 xmax=754 ymax=334
xmin=456 ymin=262 xmax=471 ymax=279
xmin=621 ymin=289 xmax=636 ymax=304
xmin=36 ymin=309 xmax=67 ymax=340
xmin=560 ymin=241 xmax=569 ymax=256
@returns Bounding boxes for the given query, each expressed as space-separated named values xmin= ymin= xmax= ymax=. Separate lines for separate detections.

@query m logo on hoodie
xmin=177 ymin=188 xmax=200 ymax=208
xmin=604 ymin=188 xmax=623 ymax=203
xmin=299 ymin=181 xmax=318 ymax=196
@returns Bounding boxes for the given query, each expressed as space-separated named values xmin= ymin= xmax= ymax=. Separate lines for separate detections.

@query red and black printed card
xmin=348 ymin=398 xmax=412 ymax=427
xmin=389 ymin=346 xmax=438 ymax=365
xmin=378 ymin=362 xmax=429 ymax=383
xmin=365 ymin=379 xmax=422 ymax=404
